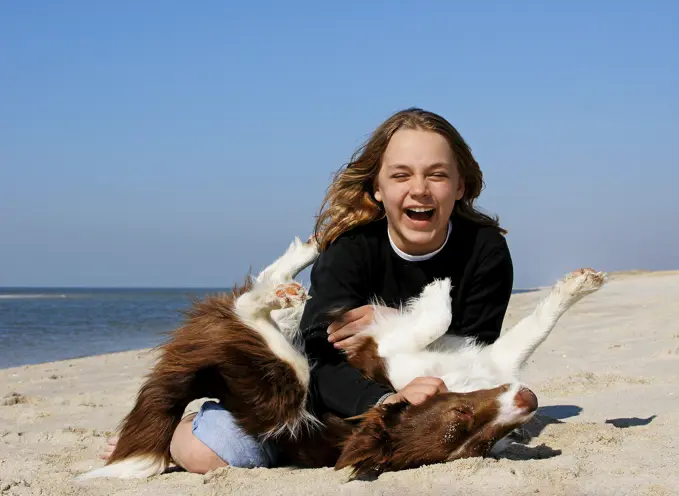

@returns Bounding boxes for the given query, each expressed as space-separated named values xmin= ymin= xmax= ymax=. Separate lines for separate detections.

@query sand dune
xmin=1 ymin=271 xmax=678 ymax=495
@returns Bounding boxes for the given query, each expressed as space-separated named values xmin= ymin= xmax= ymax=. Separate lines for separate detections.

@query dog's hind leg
xmin=369 ymin=278 xmax=454 ymax=357
xmin=490 ymin=268 xmax=606 ymax=375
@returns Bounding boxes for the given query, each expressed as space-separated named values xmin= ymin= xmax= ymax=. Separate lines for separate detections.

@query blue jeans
xmin=191 ymin=401 xmax=279 ymax=468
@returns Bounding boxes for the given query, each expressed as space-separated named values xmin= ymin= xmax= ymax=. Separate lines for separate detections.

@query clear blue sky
xmin=1 ymin=1 xmax=677 ymax=288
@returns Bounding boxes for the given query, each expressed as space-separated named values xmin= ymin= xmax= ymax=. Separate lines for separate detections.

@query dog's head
xmin=335 ymin=384 xmax=537 ymax=477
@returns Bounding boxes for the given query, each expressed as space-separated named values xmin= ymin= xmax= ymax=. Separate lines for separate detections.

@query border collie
xmin=78 ymin=236 xmax=606 ymax=480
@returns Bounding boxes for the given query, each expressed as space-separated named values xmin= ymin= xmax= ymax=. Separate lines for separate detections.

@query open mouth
xmin=405 ymin=207 xmax=435 ymax=222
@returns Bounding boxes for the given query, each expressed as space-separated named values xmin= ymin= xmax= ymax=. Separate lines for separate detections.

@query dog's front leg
xmin=369 ymin=278 xmax=453 ymax=357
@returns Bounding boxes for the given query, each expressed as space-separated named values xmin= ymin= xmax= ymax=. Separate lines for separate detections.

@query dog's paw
xmin=558 ymin=268 xmax=607 ymax=297
xmin=304 ymin=234 xmax=321 ymax=251
xmin=273 ymin=283 xmax=309 ymax=308
xmin=285 ymin=236 xmax=320 ymax=271
xmin=420 ymin=278 xmax=452 ymax=300
xmin=300 ymin=236 xmax=320 ymax=263
xmin=417 ymin=278 xmax=452 ymax=313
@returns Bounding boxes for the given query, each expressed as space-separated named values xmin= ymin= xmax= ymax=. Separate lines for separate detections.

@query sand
xmin=1 ymin=271 xmax=678 ymax=495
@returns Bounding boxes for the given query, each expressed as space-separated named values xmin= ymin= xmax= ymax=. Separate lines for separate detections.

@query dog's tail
xmin=75 ymin=341 xmax=196 ymax=480
xmin=77 ymin=281 xmax=315 ymax=480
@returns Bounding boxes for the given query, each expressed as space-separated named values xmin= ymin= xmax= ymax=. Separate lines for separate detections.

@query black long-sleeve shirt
xmin=300 ymin=215 xmax=514 ymax=418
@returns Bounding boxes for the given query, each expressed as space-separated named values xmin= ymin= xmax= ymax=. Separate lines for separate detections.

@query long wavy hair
xmin=313 ymin=107 xmax=505 ymax=251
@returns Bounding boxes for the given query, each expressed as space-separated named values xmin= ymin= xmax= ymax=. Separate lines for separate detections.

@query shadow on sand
xmin=605 ymin=415 xmax=657 ymax=428
xmin=499 ymin=407 xmax=658 ymax=461
xmin=497 ymin=404 xmax=585 ymax=461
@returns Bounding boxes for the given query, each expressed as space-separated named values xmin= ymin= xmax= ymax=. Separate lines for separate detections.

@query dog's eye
xmin=454 ymin=408 xmax=473 ymax=423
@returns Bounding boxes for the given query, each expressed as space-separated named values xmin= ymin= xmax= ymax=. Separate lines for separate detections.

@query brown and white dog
xmin=78 ymin=237 xmax=606 ymax=480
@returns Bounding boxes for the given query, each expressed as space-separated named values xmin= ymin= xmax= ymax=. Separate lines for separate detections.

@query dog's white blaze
xmin=76 ymin=454 xmax=167 ymax=480
xmin=494 ymin=384 xmax=534 ymax=426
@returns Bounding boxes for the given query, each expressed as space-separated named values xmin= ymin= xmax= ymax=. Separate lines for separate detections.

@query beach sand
xmin=2 ymin=271 xmax=678 ymax=495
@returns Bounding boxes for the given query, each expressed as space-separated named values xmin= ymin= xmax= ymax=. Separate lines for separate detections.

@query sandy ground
xmin=1 ymin=271 xmax=678 ymax=495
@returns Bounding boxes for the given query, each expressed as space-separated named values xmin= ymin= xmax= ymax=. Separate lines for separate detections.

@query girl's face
xmin=374 ymin=129 xmax=464 ymax=255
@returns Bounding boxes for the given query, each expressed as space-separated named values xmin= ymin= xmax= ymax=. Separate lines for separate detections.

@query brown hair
xmin=313 ymin=107 xmax=505 ymax=250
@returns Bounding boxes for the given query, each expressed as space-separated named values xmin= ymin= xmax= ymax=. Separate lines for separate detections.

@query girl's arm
xmin=299 ymin=236 xmax=394 ymax=418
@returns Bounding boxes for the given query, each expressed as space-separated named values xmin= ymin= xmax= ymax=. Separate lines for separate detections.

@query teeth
xmin=408 ymin=207 xmax=434 ymax=212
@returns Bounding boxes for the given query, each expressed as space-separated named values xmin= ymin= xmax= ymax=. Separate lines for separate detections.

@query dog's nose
xmin=514 ymin=387 xmax=538 ymax=412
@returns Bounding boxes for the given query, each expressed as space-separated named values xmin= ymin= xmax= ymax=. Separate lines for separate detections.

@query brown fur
xmin=345 ymin=335 xmax=391 ymax=387
xmin=335 ymin=385 xmax=529 ymax=477
xmin=107 ymin=279 xmax=308 ymax=466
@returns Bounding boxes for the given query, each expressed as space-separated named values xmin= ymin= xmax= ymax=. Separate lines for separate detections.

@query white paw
xmin=284 ymin=236 xmax=320 ymax=272
xmin=297 ymin=236 xmax=320 ymax=264
xmin=258 ymin=236 xmax=320 ymax=285
xmin=413 ymin=278 xmax=453 ymax=330
xmin=419 ymin=278 xmax=453 ymax=308
xmin=557 ymin=268 xmax=607 ymax=297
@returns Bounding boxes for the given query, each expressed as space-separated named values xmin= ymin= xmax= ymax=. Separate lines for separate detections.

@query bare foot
xmin=99 ymin=436 xmax=119 ymax=460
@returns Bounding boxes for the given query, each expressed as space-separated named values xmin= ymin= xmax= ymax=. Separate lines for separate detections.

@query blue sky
xmin=1 ymin=1 xmax=677 ymax=288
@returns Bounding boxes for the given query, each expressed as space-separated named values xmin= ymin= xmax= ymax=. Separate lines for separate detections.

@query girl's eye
xmin=391 ymin=174 xmax=409 ymax=179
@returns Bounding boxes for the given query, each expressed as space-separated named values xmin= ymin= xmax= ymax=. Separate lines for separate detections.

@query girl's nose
xmin=410 ymin=176 xmax=429 ymax=196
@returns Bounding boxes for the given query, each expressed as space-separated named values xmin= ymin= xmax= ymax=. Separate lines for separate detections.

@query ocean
xmin=0 ymin=287 xmax=532 ymax=370
xmin=0 ymin=287 xmax=229 ymax=369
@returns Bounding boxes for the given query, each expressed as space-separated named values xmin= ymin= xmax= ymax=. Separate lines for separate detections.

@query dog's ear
xmin=335 ymin=410 xmax=391 ymax=477
xmin=335 ymin=402 xmax=407 ymax=478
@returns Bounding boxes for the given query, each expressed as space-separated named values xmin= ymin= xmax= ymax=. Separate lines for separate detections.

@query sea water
xmin=0 ymin=287 xmax=228 ymax=369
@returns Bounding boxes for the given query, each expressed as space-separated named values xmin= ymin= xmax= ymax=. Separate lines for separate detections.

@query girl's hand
xmin=381 ymin=376 xmax=448 ymax=406
xmin=327 ymin=305 xmax=398 ymax=350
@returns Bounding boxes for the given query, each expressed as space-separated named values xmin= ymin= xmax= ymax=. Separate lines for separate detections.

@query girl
xmin=300 ymin=107 xmax=513 ymax=417
xmin=101 ymin=107 xmax=513 ymax=473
